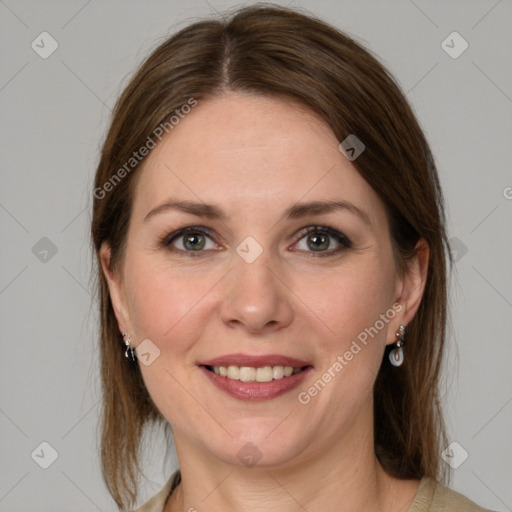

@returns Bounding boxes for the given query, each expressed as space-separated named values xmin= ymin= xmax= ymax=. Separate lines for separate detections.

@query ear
xmin=386 ymin=238 xmax=429 ymax=344
xmin=99 ymin=242 xmax=131 ymax=335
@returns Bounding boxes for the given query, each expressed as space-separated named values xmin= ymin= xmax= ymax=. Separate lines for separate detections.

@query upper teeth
xmin=212 ymin=365 xmax=301 ymax=382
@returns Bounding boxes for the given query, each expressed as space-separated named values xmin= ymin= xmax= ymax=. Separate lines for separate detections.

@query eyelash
xmin=158 ymin=225 xmax=352 ymax=258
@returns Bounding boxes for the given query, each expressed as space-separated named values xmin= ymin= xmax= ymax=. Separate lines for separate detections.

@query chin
xmin=199 ymin=421 xmax=312 ymax=470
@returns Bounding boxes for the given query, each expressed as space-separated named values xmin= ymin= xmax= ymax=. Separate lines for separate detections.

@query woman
xmin=91 ymin=5 xmax=495 ymax=512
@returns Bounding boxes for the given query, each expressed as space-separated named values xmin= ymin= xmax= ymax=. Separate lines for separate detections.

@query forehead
xmin=131 ymin=92 xmax=386 ymax=226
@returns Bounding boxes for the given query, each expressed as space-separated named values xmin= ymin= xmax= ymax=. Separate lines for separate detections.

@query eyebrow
xmin=143 ymin=199 xmax=372 ymax=227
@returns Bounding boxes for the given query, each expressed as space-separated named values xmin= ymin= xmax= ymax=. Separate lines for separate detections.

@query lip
xmin=199 ymin=353 xmax=311 ymax=368
xmin=199 ymin=365 xmax=313 ymax=401
xmin=198 ymin=353 xmax=314 ymax=402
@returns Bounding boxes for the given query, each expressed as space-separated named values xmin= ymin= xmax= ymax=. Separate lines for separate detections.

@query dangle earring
xmin=389 ymin=325 xmax=406 ymax=367
xmin=122 ymin=332 xmax=137 ymax=362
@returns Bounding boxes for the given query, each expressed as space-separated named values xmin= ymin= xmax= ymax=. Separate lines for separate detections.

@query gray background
xmin=1 ymin=0 xmax=511 ymax=511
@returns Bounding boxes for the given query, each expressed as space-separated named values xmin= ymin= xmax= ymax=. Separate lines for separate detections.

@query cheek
xmin=123 ymin=253 xmax=220 ymax=350
xmin=296 ymin=258 xmax=396 ymax=346
xmin=292 ymin=261 xmax=397 ymax=421
xmin=122 ymin=257 xmax=217 ymax=425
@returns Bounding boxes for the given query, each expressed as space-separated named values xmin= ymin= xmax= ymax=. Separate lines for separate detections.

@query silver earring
xmin=122 ymin=332 xmax=136 ymax=362
xmin=389 ymin=325 xmax=406 ymax=367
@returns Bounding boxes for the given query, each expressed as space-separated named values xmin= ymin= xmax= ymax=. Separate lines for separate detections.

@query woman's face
xmin=102 ymin=92 xmax=424 ymax=470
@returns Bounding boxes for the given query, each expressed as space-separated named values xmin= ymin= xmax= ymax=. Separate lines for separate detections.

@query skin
xmin=101 ymin=92 xmax=429 ymax=511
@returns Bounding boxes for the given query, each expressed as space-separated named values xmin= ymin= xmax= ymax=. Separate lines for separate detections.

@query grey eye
xmin=170 ymin=231 xmax=216 ymax=251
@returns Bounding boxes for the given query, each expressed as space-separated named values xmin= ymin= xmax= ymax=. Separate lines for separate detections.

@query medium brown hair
xmin=91 ymin=4 xmax=451 ymax=510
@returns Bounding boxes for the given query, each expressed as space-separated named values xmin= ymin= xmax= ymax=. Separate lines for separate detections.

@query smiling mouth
xmin=203 ymin=364 xmax=308 ymax=382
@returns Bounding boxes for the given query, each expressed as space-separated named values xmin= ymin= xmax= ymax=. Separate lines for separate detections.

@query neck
xmin=165 ymin=407 xmax=419 ymax=512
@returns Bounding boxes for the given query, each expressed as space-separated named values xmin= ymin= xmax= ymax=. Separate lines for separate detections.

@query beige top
xmin=132 ymin=471 xmax=495 ymax=512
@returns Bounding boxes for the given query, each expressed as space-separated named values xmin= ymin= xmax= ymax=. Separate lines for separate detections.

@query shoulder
xmin=131 ymin=471 xmax=181 ymax=512
xmin=409 ymin=476 xmax=497 ymax=512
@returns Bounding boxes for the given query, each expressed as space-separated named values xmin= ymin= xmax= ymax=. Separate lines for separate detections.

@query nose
xmin=219 ymin=253 xmax=294 ymax=335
